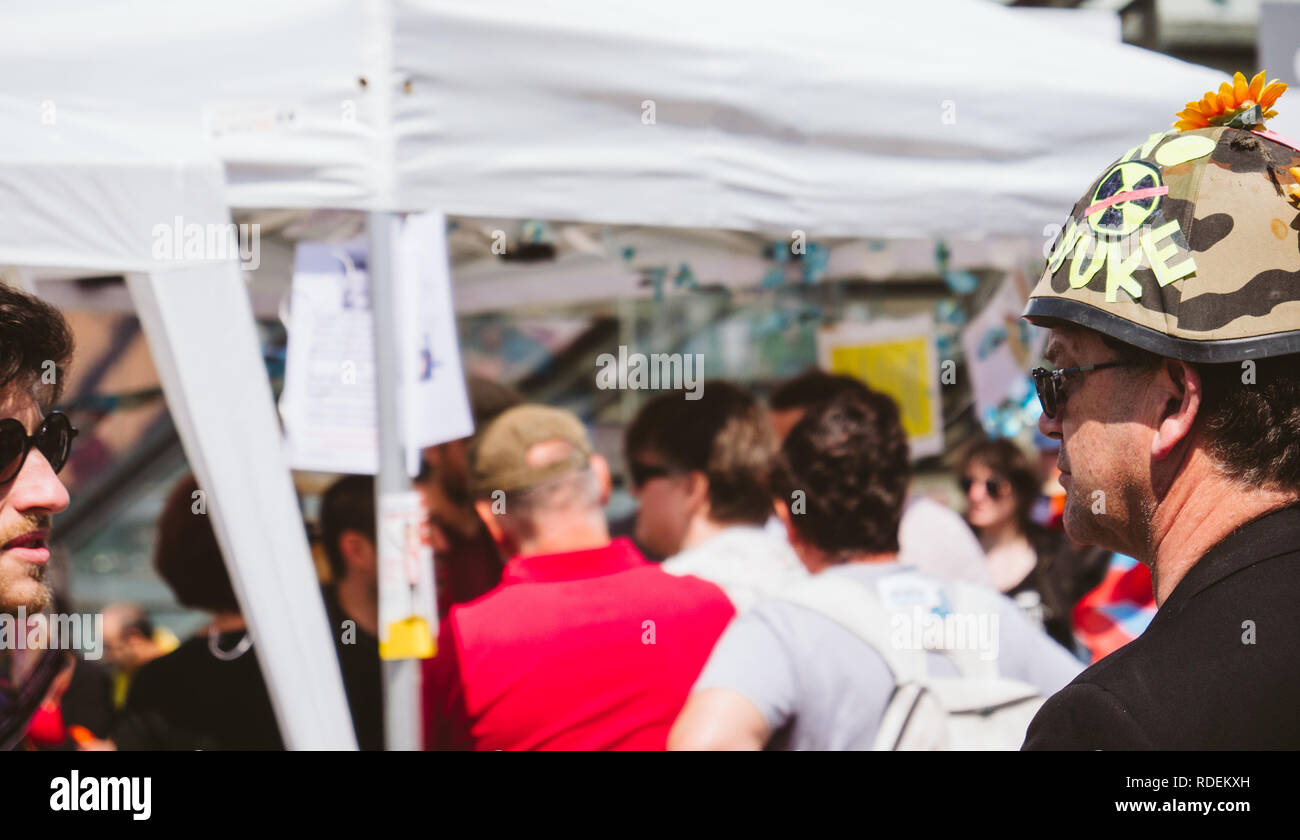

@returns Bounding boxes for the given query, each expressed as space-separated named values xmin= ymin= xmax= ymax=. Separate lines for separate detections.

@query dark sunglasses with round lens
xmin=959 ymin=475 xmax=1007 ymax=498
xmin=0 ymin=411 xmax=77 ymax=485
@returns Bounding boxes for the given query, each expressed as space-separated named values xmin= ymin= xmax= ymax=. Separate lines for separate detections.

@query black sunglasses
xmin=0 ymin=411 xmax=77 ymax=484
xmin=1031 ymin=362 xmax=1136 ymax=420
xmin=627 ymin=459 xmax=680 ymax=489
xmin=959 ymin=476 xmax=1007 ymax=497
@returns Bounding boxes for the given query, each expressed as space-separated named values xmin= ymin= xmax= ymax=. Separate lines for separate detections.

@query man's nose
xmin=1038 ymin=408 xmax=1064 ymax=442
xmin=8 ymin=449 xmax=70 ymax=515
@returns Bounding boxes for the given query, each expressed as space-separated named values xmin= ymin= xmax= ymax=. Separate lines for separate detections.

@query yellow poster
xmin=817 ymin=315 xmax=941 ymax=458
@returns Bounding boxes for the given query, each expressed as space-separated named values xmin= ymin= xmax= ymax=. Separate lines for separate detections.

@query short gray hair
xmin=493 ymin=440 xmax=602 ymax=539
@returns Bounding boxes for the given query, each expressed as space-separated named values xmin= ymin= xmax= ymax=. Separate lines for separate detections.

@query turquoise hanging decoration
xmin=934 ymin=239 xmax=951 ymax=273
xmin=944 ymin=270 xmax=979 ymax=295
xmin=621 ymin=245 xmax=636 ymax=262
xmin=761 ymin=267 xmax=785 ymax=289
xmin=935 ymin=298 xmax=966 ymax=327
xmin=674 ymin=262 xmax=698 ymax=290
xmin=521 ymin=219 xmax=552 ymax=244
xmin=802 ymin=242 xmax=829 ymax=284
xmin=975 ymin=325 xmax=1009 ymax=361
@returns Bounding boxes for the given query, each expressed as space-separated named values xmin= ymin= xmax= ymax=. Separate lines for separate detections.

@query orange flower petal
xmin=1260 ymin=80 xmax=1287 ymax=108
xmin=1233 ymin=72 xmax=1249 ymax=103
xmin=1249 ymin=71 xmax=1266 ymax=103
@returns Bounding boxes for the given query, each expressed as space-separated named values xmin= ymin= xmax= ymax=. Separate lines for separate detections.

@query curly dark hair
xmin=0 ymin=283 xmax=74 ymax=409
xmin=625 ymin=380 xmax=777 ymax=525
xmin=773 ymin=392 xmax=911 ymax=559
xmin=1197 ymin=356 xmax=1300 ymax=491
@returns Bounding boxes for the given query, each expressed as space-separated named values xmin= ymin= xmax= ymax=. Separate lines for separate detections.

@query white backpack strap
xmin=775 ymin=572 xmax=928 ymax=684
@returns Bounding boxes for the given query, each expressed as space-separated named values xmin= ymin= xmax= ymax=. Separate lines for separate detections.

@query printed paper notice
xmin=280 ymin=239 xmax=379 ymax=474
xmin=280 ymin=212 xmax=474 ymax=475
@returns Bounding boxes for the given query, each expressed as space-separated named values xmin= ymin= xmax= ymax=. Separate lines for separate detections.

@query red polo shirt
xmin=422 ymin=538 xmax=734 ymax=750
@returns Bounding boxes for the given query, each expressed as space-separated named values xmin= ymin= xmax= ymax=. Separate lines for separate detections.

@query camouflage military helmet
xmin=1024 ymin=72 xmax=1300 ymax=363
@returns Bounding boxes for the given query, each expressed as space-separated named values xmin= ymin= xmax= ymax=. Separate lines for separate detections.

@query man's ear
xmin=589 ymin=454 xmax=612 ymax=507
xmin=685 ymin=470 xmax=710 ymax=515
xmin=1151 ymin=359 xmax=1202 ymax=461
xmin=474 ymin=499 xmax=506 ymax=546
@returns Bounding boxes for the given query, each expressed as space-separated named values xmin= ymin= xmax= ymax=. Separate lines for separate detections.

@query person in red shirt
xmin=422 ymin=404 xmax=734 ymax=750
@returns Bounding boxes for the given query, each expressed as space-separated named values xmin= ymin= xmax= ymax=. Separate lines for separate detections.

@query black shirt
xmin=114 ymin=630 xmax=283 ymax=750
xmin=1023 ymin=503 xmax=1300 ymax=749
xmin=321 ymin=586 xmax=384 ymax=751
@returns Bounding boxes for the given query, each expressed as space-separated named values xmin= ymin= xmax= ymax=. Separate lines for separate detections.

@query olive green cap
xmin=469 ymin=404 xmax=592 ymax=497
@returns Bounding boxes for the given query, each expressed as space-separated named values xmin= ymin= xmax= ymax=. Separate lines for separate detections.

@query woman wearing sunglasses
xmin=958 ymin=437 xmax=1098 ymax=654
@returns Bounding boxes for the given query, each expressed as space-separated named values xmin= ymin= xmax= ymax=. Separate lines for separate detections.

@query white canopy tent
xmin=8 ymin=0 xmax=1223 ymax=234
xmin=0 ymin=96 xmax=357 ymax=750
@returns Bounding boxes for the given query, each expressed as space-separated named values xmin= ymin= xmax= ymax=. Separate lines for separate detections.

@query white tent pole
xmin=126 ymin=265 xmax=357 ymax=750
xmin=368 ymin=211 xmax=423 ymax=750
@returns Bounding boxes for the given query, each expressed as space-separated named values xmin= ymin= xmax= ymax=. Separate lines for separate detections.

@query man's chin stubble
xmin=0 ymin=563 xmax=51 ymax=615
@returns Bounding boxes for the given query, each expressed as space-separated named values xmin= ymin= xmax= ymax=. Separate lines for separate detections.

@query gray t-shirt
xmin=692 ymin=562 xmax=1083 ymax=750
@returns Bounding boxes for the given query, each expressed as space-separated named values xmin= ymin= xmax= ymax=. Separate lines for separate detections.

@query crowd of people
xmin=8 ymin=358 xmax=1140 ymax=751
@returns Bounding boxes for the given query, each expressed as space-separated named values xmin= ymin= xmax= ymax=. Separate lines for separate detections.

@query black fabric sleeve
xmin=112 ymin=659 xmax=201 ymax=750
xmin=1022 ymin=683 xmax=1155 ymax=750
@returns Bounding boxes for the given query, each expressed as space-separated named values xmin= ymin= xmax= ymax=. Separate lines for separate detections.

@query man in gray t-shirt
xmin=669 ymin=390 xmax=1082 ymax=750
xmin=686 ymin=561 xmax=1080 ymax=750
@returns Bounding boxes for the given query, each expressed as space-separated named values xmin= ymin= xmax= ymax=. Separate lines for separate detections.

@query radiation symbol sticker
xmin=1086 ymin=161 xmax=1165 ymax=237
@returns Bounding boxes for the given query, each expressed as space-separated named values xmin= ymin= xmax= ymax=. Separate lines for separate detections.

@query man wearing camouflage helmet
xmin=1021 ymin=72 xmax=1300 ymax=749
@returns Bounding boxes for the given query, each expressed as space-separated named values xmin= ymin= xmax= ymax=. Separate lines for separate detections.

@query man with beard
xmin=0 ymin=284 xmax=77 ymax=750
xmin=1021 ymin=72 xmax=1300 ymax=748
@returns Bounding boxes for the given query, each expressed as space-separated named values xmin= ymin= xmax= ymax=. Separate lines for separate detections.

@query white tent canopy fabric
xmin=0 ymin=97 xmax=357 ymax=750
xmin=7 ymin=0 xmax=1224 ymax=236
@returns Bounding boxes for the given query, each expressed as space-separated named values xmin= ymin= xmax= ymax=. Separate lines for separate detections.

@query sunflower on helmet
xmin=1024 ymin=71 xmax=1300 ymax=364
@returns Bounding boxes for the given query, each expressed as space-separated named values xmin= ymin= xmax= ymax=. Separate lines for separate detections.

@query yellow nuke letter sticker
xmin=1052 ymin=219 xmax=1196 ymax=302
xmin=380 ymin=615 xmax=436 ymax=660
